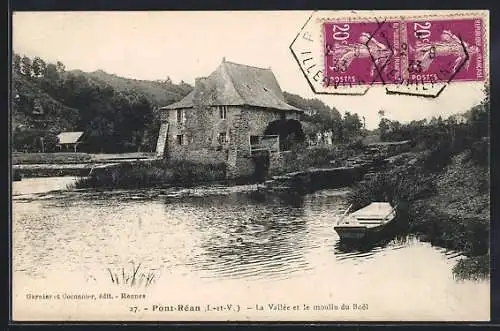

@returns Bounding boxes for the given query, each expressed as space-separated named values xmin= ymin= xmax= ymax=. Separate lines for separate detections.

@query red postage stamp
xmin=322 ymin=15 xmax=487 ymax=89
xmin=403 ymin=17 xmax=485 ymax=84
xmin=324 ymin=20 xmax=401 ymax=87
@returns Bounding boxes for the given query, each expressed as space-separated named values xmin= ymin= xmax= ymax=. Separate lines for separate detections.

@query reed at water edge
xmin=106 ymin=261 xmax=159 ymax=288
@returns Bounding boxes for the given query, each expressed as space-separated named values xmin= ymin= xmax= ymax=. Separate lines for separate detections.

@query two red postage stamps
xmin=290 ymin=11 xmax=489 ymax=96
xmin=323 ymin=17 xmax=486 ymax=87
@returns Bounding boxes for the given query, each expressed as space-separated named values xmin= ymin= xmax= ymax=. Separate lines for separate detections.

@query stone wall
xmin=226 ymin=107 xmax=289 ymax=179
xmin=160 ymin=105 xmax=301 ymax=178
xmin=164 ymin=105 xmax=242 ymax=164
xmin=268 ymin=151 xmax=300 ymax=176
xmin=232 ymin=107 xmax=283 ymax=156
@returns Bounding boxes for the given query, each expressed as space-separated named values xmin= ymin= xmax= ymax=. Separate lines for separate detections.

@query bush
xmin=296 ymin=147 xmax=336 ymax=168
xmin=423 ymin=140 xmax=454 ymax=173
xmin=464 ymin=138 xmax=489 ymax=167
xmin=347 ymin=139 xmax=365 ymax=152
xmin=12 ymin=129 xmax=60 ymax=153
xmin=347 ymin=168 xmax=436 ymax=211
xmin=452 ymin=255 xmax=489 ymax=281
xmin=415 ymin=210 xmax=489 ymax=256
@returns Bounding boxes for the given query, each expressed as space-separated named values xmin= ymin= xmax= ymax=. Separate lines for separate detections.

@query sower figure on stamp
xmin=411 ymin=30 xmax=480 ymax=73
xmin=329 ymin=32 xmax=393 ymax=77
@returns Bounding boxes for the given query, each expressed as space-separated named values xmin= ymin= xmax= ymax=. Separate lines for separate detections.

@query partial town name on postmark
xmin=290 ymin=10 xmax=489 ymax=97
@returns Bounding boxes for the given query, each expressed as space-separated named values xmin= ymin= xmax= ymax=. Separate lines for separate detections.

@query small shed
xmin=57 ymin=131 xmax=84 ymax=152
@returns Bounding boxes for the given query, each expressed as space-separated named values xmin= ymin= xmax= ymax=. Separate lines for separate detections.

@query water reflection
xmin=11 ymin=178 xmax=490 ymax=320
xmin=161 ymin=192 xmax=310 ymax=280
xmin=12 ymin=178 xmax=485 ymax=285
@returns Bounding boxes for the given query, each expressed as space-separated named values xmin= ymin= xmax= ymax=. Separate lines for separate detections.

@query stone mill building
xmin=155 ymin=58 xmax=303 ymax=179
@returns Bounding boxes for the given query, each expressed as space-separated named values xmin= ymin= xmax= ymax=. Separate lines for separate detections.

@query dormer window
xmin=218 ymin=106 xmax=227 ymax=119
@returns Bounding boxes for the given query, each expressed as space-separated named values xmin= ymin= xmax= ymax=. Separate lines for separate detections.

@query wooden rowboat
xmin=334 ymin=202 xmax=397 ymax=241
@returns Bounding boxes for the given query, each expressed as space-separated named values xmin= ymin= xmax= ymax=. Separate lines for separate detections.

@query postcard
xmin=11 ymin=10 xmax=490 ymax=322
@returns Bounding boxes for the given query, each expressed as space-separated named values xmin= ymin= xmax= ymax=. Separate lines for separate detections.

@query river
xmin=11 ymin=177 xmax=490 ymax=321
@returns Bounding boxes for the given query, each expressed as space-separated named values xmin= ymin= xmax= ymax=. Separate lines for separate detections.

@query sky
xmin=12 ymin=11 xmax=488 ymax=129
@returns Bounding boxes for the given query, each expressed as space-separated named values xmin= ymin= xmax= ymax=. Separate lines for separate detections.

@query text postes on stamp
xmin=323 ymin=20 xmax=400 ymax=87
xmin=403 ymin=17 xmax=485 ymax=84
xmin=386 ymin=15 xmax=487 ymax=97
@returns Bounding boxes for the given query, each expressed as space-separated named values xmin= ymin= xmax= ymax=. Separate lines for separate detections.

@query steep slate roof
xmin=162 ymin=60 xmax=301 ymax=112
xmin=57 ymin=131 xmax=84 ymax=144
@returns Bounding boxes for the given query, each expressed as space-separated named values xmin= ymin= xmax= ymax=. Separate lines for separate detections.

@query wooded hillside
xmin=11 ymin=53 xmax=365 ymax=153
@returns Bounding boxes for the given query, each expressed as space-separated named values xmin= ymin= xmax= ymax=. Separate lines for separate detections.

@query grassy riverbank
xmin=74 ymin=160 xmax=227 ymax=189
xmin=347 ymin=140 xmax=489 ymax=280
xmin=13 ymin=164 xmax=91 ymax=178
xmin=12 ymin=152 xmax=93 ymax=164
xmin=12 ymin=152 xmax=155 ymax=165
xmin=349 ymin=89 xmax=490 ymax=281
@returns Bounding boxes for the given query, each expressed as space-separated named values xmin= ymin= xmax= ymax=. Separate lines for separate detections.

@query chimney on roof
xmin=222 ymin=57 xmax=226 ymax=62
xmin=195 ymin=77 xmax=207 ymax=88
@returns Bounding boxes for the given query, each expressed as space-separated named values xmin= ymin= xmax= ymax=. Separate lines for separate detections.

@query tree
xmin=56 ymin=61 xmax=65 ymax=73
xmin=21 ymin=56 xmax=32 ymax=77
xmin=12 ymin=129 xmax=59 ymax=152
xmin=32 ymin=57 xmax=47 ymax=78
xmin=42 ymin=133 xmax=59 ymax=152
xmin=465 ymin=84 xmax=490 ymax=140
xmin=177 ymin=80 xmax=193 ymax=96
xmin=379 ymin=118 xmax=391 ymax=141
xmin=12 ymin=54 xmax=22 ymax=75
xmin=342 ymin=112 xmax=363 ymax=142
xmin=44 ymin=63 xmax=59 ymax=81
xmin=467 ymin=104 xmax=488 ymax=140
xmin=482 ymin=84 xmax=490 ymax=109
xmin=283 ymin=92 xmax=345 ymax=143
xmin=301 ymin=121 xmax=318 ymax=143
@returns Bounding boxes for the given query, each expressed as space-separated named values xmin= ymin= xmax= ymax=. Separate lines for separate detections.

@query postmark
xmin=291 ymin=11 xmax=489 ymax=97
xmin=290 ymin=12 xmax=373 ymax=95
